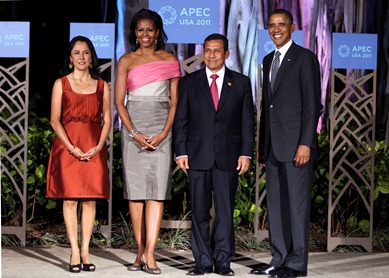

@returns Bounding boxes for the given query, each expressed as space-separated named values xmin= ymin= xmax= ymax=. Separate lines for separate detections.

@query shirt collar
xmin=276 ymin=39 xmax=293 ymax=57
xmin=206 ymin=65 xmax=225 ymax=79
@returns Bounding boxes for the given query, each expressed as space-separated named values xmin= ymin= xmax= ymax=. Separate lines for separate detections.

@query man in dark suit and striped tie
xmin=252 ymin=9 xmax=322 ymax=278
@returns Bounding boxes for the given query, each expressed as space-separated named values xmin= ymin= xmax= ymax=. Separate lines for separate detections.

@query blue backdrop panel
xmin=70 ymin=23 xmax=115 ymax=59
xmin=150 ymin=0 xmax=219 ymax=44
xmin=0 ymin=22 xmax=30 ymax=58
xmin=332 ymin=33 xmax=377 ymax=70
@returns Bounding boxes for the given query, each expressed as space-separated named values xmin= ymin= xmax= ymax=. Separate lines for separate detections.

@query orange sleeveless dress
xmin=46 ymin=76 xmax=109 ymax=199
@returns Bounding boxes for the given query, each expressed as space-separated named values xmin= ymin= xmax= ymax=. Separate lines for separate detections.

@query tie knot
xmin=274 ymin=51 xmax=281 ymax=58
xmin=211 ymin=74 xmax=219 ymax=80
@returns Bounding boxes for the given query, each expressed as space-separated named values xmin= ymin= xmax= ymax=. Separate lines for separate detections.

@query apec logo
xmin=0 ymin=33 xmax=25 ymax=46
xmin=338 ymin=44 xmax=373 ymax=58
xmin=150 ymin=0 xmax=219 ymax=44
xmin=159 ymin=6 xmax=177 ymax=25
xmin=158 ymin=5 xmax=212 ymax=26
xmin=332 ymin=33 xmax=377 ymax=70
xmin=338 ymin=45 xmax=350 ymax=57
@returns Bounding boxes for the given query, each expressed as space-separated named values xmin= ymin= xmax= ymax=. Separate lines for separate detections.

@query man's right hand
xmin=176 ymin=156 xmax=189 ymax=170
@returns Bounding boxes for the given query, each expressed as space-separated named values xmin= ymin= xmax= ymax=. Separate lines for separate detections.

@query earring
xmin=155 ymin=39 xmax=157 ymax=45
xmin=89 ymin=64 xmax=93 ymax=69
xmin=69 ymin=62 xmax=73 ymax=69
xmin=136 ymin=38 xmax=138 ymax=44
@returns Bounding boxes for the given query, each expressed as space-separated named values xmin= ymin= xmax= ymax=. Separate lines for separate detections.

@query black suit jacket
xmin=174 ymin=66 xmax=255 ymax=171
xmin=259 ymin=42 xmax=322 ymax=162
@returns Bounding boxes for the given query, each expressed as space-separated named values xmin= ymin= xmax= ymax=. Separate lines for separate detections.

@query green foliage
xmin=234 ymin=159 xmax=258 ymax=227
xmin=109 ymin=211 xmax=136 ymax=248
xmin=111 ymin=128 xmax=124 ymax=191
xmin=311 ymin=130 xmax=331 ymax=225
xmin=26 ymin=114 xmax=56 ymax=213
xmin=310 ymin=130 xmax=389 ymax=237
xmin=1 ymin=112 xmax=55 ymax=224
xmin=160 ymin=211 xmax=192 ymax=250
xmin=1 ymin=114 xmax=389 ymax=249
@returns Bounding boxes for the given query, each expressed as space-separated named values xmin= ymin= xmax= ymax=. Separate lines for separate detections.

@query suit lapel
xmin=218 ymin=68 xmax=233 ymax=111
xmin=264 ymin=55 xmax=273 ymax=99
xmin=198 ymin=68 xmax=216 ymax=110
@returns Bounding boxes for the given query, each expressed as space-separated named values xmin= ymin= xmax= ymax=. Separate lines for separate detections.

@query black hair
xmin=203 ymin=33 xmax=229 ymax=52
xmin=128 ymin=8 xmax=167 ymax=52
xmin=60 ymin=35 xmax=101 ymax=79
xmin=268 ymin=9 xmax=294 ymax=24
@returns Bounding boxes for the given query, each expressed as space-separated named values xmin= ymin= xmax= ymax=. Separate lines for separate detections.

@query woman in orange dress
xmin=46 ymin=36 xmax=111 ymax=273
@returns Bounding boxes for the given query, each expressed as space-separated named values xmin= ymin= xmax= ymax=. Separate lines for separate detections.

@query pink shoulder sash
xmin=127 ymin=60 xmax=182 ymax=92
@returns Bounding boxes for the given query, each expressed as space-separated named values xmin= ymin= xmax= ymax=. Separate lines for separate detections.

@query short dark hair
xmin=128 ymin=8 xmax=167 ymax=51
xmin=268 ymin=9 xmax=294 ymax=24
xmin=60 ymin=35 xmax=101 ymax=79
xmin=204 ymin=33 xmax=229 ymax=52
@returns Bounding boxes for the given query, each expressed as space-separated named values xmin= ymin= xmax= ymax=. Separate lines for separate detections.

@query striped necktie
xmin=270 ymin=51 xmax=281 ymax=95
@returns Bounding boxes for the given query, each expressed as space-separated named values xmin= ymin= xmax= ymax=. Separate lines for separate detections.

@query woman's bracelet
xmin=128 ymin=128 xmax=139 ymax=139
xmin=69 ymin=146 xmax=76 ymax=154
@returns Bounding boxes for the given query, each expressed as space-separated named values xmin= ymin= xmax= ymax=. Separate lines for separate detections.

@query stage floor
xmin=2 ymin=246 xmax=388 ymax=277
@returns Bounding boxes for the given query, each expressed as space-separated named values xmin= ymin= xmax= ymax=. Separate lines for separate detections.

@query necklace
xmin=72 ymin=73 xmax=91 ymax=90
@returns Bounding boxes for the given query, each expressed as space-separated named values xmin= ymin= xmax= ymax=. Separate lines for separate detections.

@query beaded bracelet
xmin=69 ymin=146 xmax=76 ymax=154
xmin=128 ymin=128 xmax=139 ymax=140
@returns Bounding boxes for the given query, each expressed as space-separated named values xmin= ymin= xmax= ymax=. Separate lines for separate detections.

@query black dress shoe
xmin=187 ymin=265 xmax=213 ymax=276
xmin=250 ymin=264 xmax=279 ymax=275
xmin=215 ymin=267 xmax=235 ymax=276
xmin=270 ymin=267 xmax=307 ymax=277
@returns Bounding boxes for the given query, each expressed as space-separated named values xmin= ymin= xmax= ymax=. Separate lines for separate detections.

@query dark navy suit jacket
xmin=174 ymin=66 xmax=255 ymax=170
xmin=259 ymin=42 xmax=322 ymax=162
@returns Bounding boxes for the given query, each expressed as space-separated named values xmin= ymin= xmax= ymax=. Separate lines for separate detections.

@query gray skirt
xmin=121 ymin=81 xmax=172 ymax=200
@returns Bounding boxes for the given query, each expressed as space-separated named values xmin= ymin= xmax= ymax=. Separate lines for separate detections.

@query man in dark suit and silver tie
xmin=174 ymin=33 xmax=255 ymax=276
xmin=251 ymin=9 xmax=321 ymax=278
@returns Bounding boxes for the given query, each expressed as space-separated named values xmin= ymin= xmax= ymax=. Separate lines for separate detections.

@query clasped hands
xmin=134 ymin=132 xmax=165 ymax=151
xmin=71 ymin=146 xmax=100 ymax=161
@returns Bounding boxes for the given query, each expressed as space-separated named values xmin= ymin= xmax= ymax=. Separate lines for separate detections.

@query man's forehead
xmin=204 ymin=40 xmax=223 ymax=47
xmin=268 ymin=14 xmax=290 ymax=23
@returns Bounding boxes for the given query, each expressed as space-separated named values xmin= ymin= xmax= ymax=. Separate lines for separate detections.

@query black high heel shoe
xmin=69 ymin=255 xmax=81 ymax=273
xmin=82 ymin=263 xmax=96 ymax=272
xmin=81 ymin=257 xmax=96 ymax=272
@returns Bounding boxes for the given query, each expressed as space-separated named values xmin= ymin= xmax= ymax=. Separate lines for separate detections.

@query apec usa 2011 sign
xmin=70 ymin=23 xmax=115 ymax=59
xmin=0 ymin=22 xmax=30 ymax=58
xmin=332 ymin=33 xmax=377 ymax=70
xmin=149 ymin=0 xmax=219 ymax=44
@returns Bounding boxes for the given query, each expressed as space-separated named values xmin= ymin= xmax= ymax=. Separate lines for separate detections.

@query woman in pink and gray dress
xmin=114 ymin=8 xmax=181 ymax=275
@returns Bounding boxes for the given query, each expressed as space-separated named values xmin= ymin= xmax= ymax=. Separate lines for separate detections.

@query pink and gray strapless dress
xmin=121 ymin=60 xmax=181 ymax=200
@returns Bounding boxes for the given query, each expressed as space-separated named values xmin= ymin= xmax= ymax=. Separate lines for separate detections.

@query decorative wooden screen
xmin=327 ymin=69 xmax=376 ymax=252
xmin=1 ymin=59 xmax=29 ymax=246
